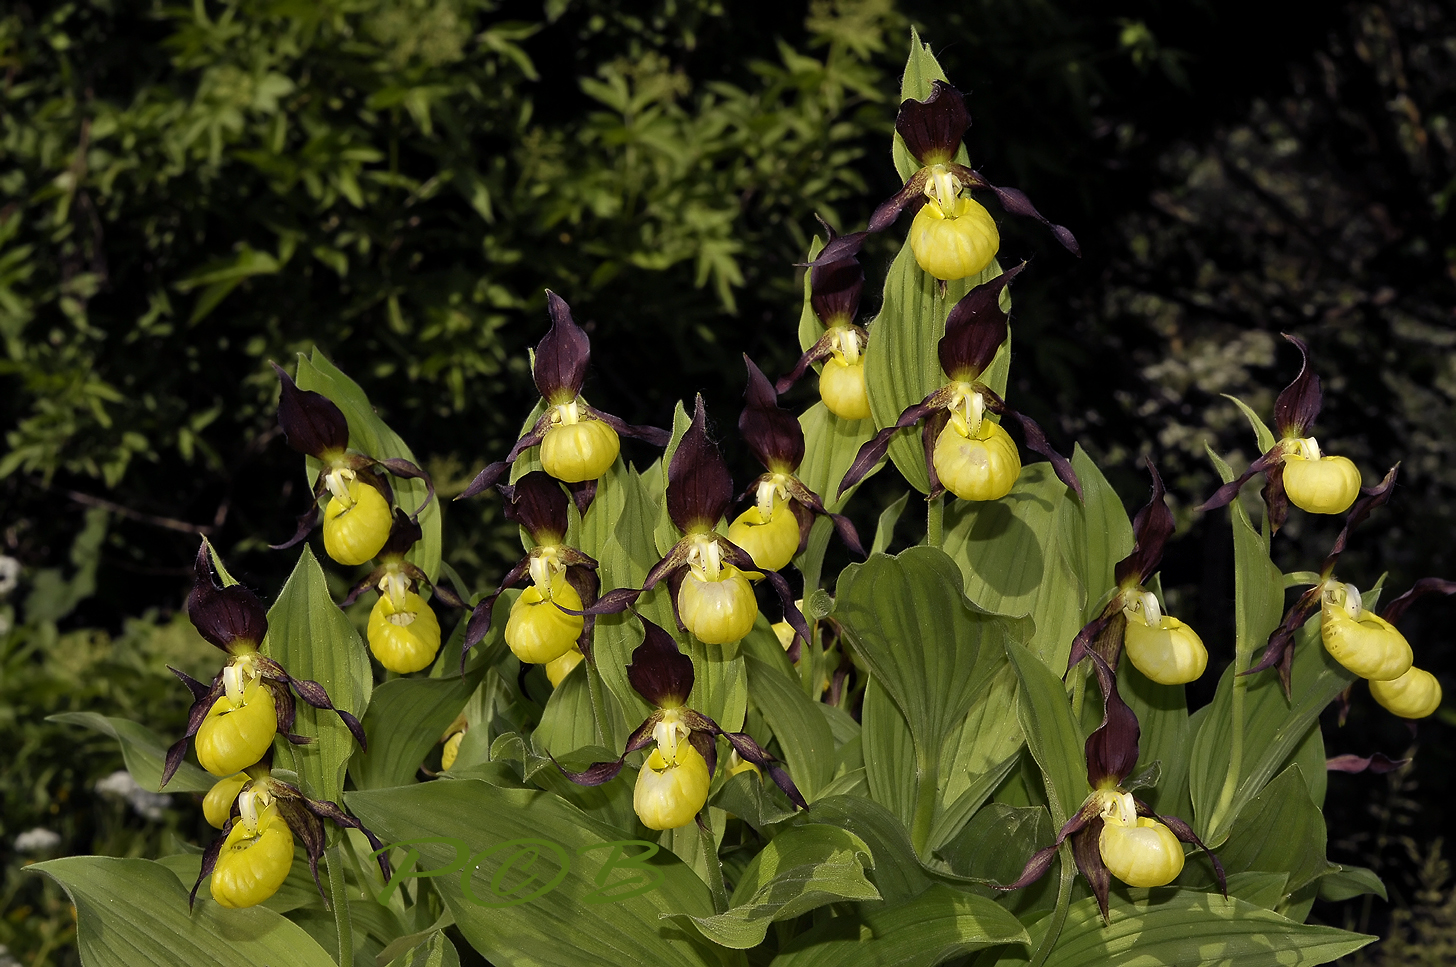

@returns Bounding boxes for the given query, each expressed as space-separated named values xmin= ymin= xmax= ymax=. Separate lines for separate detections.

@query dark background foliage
xmin=3 ymin=0 xmax=1454 ymax=962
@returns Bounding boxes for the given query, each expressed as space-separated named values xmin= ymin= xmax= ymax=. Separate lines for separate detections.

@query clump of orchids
xmin=560 ymin=616 xmax=806 ymax=830
xmin=270 ymin=364 xmax=435 ymax=566
xmin=163 ymin=544 xmax=366 ymax=785
xmin=1003 ymin=653 xmax=1224 ymax=921
xmin=869 ymin=81 xmax=1079 ymax=282
xmin=194 ymin=756 xmax=390 ymax=909
xmin=838 ymin=266 xmax=1080 ymax=504
xmin=1067 ymin=461 xmax=1207 ymax=685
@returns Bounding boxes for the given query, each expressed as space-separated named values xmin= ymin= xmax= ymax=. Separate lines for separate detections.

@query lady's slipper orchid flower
xmin=162 ymin=544 xmax=367 ymax=786
xmin=269 ymin=364 xmax=435 ymax=566
xmin=868 ymin=81 xmax=1079 ymax=279
xmin=587 ymin=396 xmax=811 ymax=648
xmin=837 ymin=266 xmax=1080 ymax=503
xmin=459 ymin=292 xmax=669 ymax=506
xmin=1200 ymin=335 xmax=1363 ymax=531
xmin=775 ymin=226 xmax=874 ymax=421
xmin=191 ymin=758 xmax=390 ymax=909
xmin=458 ymin=471 xmax=599 ymax=671
xmin=1001 ymin=654 xmax=1223 ymax=921
xmin=440 ymin=714 xmax=468 ymax=771
xmin=560 ymin=617 xmax=807 ymax=829
xmin=1067 ymin=461 xmax=1207 ymax=685
xmin=340 ymin=512 xmax=467 ymax=674
xmin=1252 ymin=466 xmax=1401 ymax=696
xmin=545 ymin=647 xmax=585 ymax=688
xmin=1359 ymin=578 xmax=1453 ymax=719
xmin=729 ymin=356 xmax=865 ymax=574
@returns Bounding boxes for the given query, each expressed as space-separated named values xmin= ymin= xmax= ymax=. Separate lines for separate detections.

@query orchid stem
xmin=1210 ymin=616 xmax=1253 ymax=842
xmin=698 ymin=817 xmax=728 ymax=913
xmin=926 ymin=493 xmax=944 ymax=548
xmin=910 ymin=748 xmax=940 ymax=858
xmin=586 ymin=660 xmax=613 ymax=747
xmin=325 ymin=843 xmax=353 ymax=967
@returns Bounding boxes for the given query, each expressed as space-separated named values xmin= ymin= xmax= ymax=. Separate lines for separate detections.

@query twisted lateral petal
xmin=460 ymin=558 xmax=528 ymax=673
xmin=979 ymin=387 xmax=1082 ymax=498
xmin=1381 ymin=576 xmax=1456 ymax=625
xmin=776 ymin=331 xmax=837 ymax=395
xmin=966 ymin=169 xmax=1081 ymax=257
xmin=837 ymin=389 xmax=949 ymax=498
xmin=667 ymin=395 xmax=735 ymax=532
xmin=1318 ymin=464 xmax=1400 ymax=574
xmin=1326 ymin=752 xmax=1410 ymax=774
xmin=534 ymin=291 xmax=593 ymax=402
xmin=1273 ymin=333 xmax=1323 ymax=437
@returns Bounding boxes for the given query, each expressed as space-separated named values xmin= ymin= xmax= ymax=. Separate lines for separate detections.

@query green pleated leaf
xmin=1217 ymin=765 xmax=1328 ymax=899
xmin=534 ymin=659 xmax=598 ymax=757
xmin=1018 ymin=887 xmax=1373 ymax=967
xmin=383 ymin=929 xmax=461 ymax=967
xmin=795 ymin=795 xmax=932 ymax=904
xmin=1004 ymin=639 xmax=1085 ymax=825
xmin=49 ymin=711 xmax=213 ymax=794
xmin=31 ymin=856 xmax=337 ymax=967
xmin=931 ymin=664 xmax=1024 ymax=849
xmin=267 ymin=545 xmax=372 ymax=805
xmin=676 ymin=824 xmax=880 ymax=949
xmin=1060 ymin=446 xmax=1133 ymax=621
xmin=943 ymin=463 xmax=1085 ymax=666
xmin=1317 ymin=864 xmax=1386 ymax=903
xmin=347 ymin=780 xmax=737 ymax=967
xmin=1225 ymin=393 xmax=1278 ymax=454
xmin=772 ymin=883 xmax=1029 ymax=967
xmin=349 ymin=673 xmax=478 ymax=790
xmin=860 ymin=677 xmax=918 ymax=831
xmin=937 ymin=802 xmax=1052 ymax=883
xmin=872 ymin=492 xmax=911 ymax=554
xmin=296 ymin=350 xmax=440 ymax=582
xmin=745 ymin=654 xmax=835 ymax=802
xmin=1115 ymin=658 xmax=1190 ymax=818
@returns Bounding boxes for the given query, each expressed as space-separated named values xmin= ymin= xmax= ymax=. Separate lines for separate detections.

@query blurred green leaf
xmin=48 ymin=711 xmax=213 ymax=794
xmin=745 ymin=654 xmax=835 ymax=802
xmin=1005 ymin=639 xmax=1085 ymax=825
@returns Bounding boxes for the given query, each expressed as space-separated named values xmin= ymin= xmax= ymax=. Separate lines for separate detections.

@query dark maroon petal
xmin=1197 ymin=448 xmax=1283 ymax=513
xmin=460 ymin=558 xmax=528 ymax=673
xmin=268 ymin=502 xmax=321 ymax=551
xmin=803 ymin=221 xmax=871 ymax=268
xmin=581 ymin=404 xmax=671 ymax=447
xmin=1383 ymin=577 xmax=1456 ymax=625
xmin=895 ymin=80 xmax=970 ymax=165
xmin=1320 ymin=464 xmax=1400 ymax=574
xmin=273 ymin=682 xmax=297 ymax=736
xmin=741 ymin=355 xmax=805 ymax=473
xmin=1071 ymin=821 xmax=1112 ymax=922
xmin=275 ymin=798 xmax=329 ymax=901
xmin=271 ymin=361 xmax=349 ymax=458
xmin=1136 ymin=800 xmax=1225 ymax=896
xmin=168 ymin=665 xmax=211 ymax=702
xmin=714 ymin=728 xmax=808 ymax=811
xmin=978 ymin=387 xmax=1082 ymax=499
xmin=564 ymin=565 xmax=600 ymax=661
xmin=534 ymin=291 xmax=593 ymax=403
xmin=938 ymin=263 xmax=1025 ymax=381
xmin=994 ymin=843 xmax=1059 ymax=891
xmin=558 ymin=715 xmax=659 ymax=786
xmin=765 ymin=568 xmax=812 ymax=651
xmin=1114 ymin=460 xmax=1174 ymax=588
xmin=284 ymin=672 xmax=368 ymax=750
xmin=1326 ymin=753 xmax=1410 ymax=774
xmin=458 ymin=460 xmax=510 ymax=501
xmin=1084 ymin=653 xmax=1140 ymax=788
xmin=784 ymin=479 xmax=865 ymax=558
xmin=1263 ymin=460 xmax=1290 ymax=535
xmin=375 ymin=458 xmax=436 ymax=518
xmin=1246 ymin=584 xmax=1323 ymax=698
xmin=567 ymin=479 xmax=597 ymax=516
xmin=868 ymin=169 xmax=931 ymax=233
xmin=1273 ymin=334 xmax=1322 ymax=437
xmin=189 ymin=821 xmax=230 ymax=908
xmin=501 ymin=471 xmax=570 ymax=544
xmin=628 ymin=616 xmax=696 ymax=708
xmin=667 ymin=395 xmax=735 ymax=533
xmin=161 ymin=738 xmax=190 ymax=790
xmin=688 ymin=729 xmax=718 ymax=782
xmin=187 ymin=543 xmax=268 ymax=653
xmin=963 ymin=167 xmax=1081 ymax=257
xmin=922 ymin=408 xmax=947 ymax=500
xmin=775 ymin=333 xmax=837 ymax=395
xmin=837 ymin=390 xmax=949 ymax=498
xmin=377 ymin=510 xmax=424 ymax=562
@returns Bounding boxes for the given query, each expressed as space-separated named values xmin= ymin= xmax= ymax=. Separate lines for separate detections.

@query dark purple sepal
xmin=458 ymin=460 xmax=510 ymax=501
xmin=711 ymin=727 xmax=809 ymax=811
xmin=964 ymin=168 xmax=1081 ymax=257
xmin=581 ymin=404 xmax=671 ymax=447
xmin=741 ymin=355 xmax=805 ymax=473
xmin=168 ymin=664 xmax=212 ymax=702
xmin=1198 ymin=448 xmax=1284 ymax=514
xmin=1247 ymin=584 xmax=1322 ymax=698
xmin=895 ymin=80 xmax=971 ymax=166
xmin=776 ymin=333 xmax=838 ymax=395
xmin=1134 ymin=799 xmax=1225 ymax=896
xmin=1326 ymin=753 xmax=1409 ymax=774
xmin=837 ymin=389 xmax=950 ymax=498
xmin=557 ymin=715 xmax=660 ymax=786
xmin=996 ymin=803 xmax=1098 ymax=892
xmin=1065 ymin=605 xmax=1122 ymax=674
xmin=1071 ymin=819 xmax=1113 ymax=922
xmin=1382 ymin=577 xmax=1456 ymax=625
xmin=938 ymin=263 xmax=1025 ymax=381
xmin=1262 ymin=459 xmax=1291 ymax=535
xmin=501 ymin=471 xmax=570 ymax=545
xmin=460 ymin=559 xmax=528 ymax=674
xmin=806 ymin=225 xmax=869 ymax=326
xmin=1114 ymin=460 xmax=1175 ymax=588
xmin=188 ymin=543 xmax=269 ymax=654
xmin=303 ymin=796 xmax=392 ymax=882
xmin=271 ymin=361 xmax=350 ymax=458
xmin=535 ymin=291 xmax=593 ymax=404
xmin=189 ymin=818 xmax=231 ymax=909
xmin=980 ymin=388 xmax=1082 ymax=499
xmin=867 ymin=171 xmax=932 ymax=234
xmin=566 ymin=479 xmax=598 ymax=517
xmin=1318 ymin=464 xmax=1400 ymax=574
xmin=1084 ymin=652 xmax=1140 ymax=789
xmin=667 ymin=395 xmax=735 ymax=533
xmin=784 ymin=479 xmax=866 ymax=558
xmin=1273 ymin=334 xmax=1322 ymax=437
xmin=628 ymin=617 xmax=696 ymax=708
xmin=377 ymin=510 xmax=424 ymax=562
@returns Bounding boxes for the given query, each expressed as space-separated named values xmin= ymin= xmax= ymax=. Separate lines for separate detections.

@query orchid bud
xmin=504 ymin=573 xmax=584 ymax=664
xmin=678 ymin=562 xmax=758 ymax=645
xmin=933 ymin=417 xmax=1020 ymax=502
xmin=1321 ymin=586 xmax=1413 ymax=681
xmin=1122 ymin=596 xmax=1207 ymax=685
xmin=195 ymin=671 xmax=277 ymax=777
xmin=545 ymin=647 xmax=585 ymax=689
xmin=909 ymin=189 xmax=1000 ymax=281
xmin=441 ymin=732 xmax=464 ymax=771
xmin=367 ymin=590 xmax=442 ymax=674
xmin=633 ymin=741 xmax=712 ymax=830
xmin=1369 ymin=667 xmax=1443 ymax=719
xmin=322 ymin=474 xmax=393 ymax=566
xmin=1282 ymin=441 xmax=1361 ymax=515
xmin=727 ymin=495 xmax=801 ymax=575
xmin=203 ymin=773 xmax=250 ymax=830
xmin=1099 ymin=811 xmax=1186 ymax=888
xmin=540 ymin=406 xmax=621 ymax=483
xmin=210 ymin=802 xmax=296 ymax=909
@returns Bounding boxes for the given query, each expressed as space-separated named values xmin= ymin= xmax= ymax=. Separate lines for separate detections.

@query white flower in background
xmin=96 ymin=769 xmax=172 ymax=821
xmin=0 ymin=555 xmax=18 ymax=597
xmin=13 ymin=827 xmax=62 ymax=853
xmin=0 ymin=943 xmax=21 ymax=967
